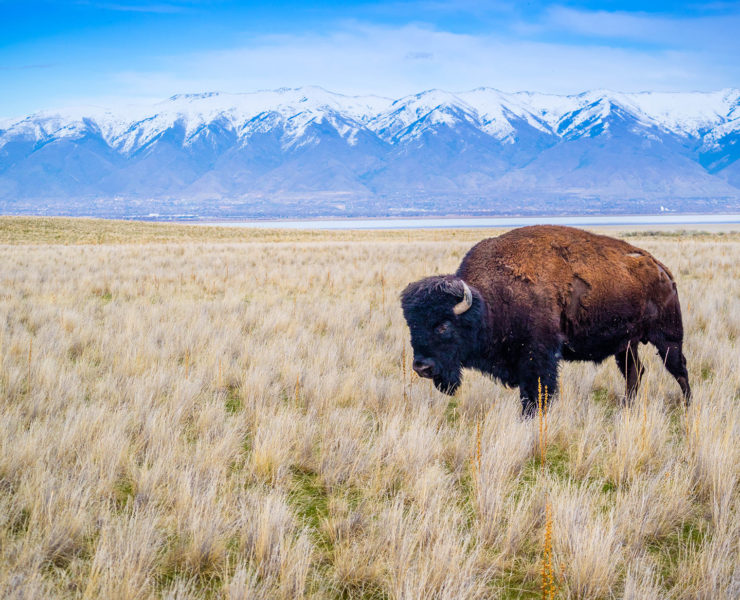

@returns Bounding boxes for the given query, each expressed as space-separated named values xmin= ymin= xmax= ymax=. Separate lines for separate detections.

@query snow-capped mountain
xmin=1 ymin=86 xmax=739 ymax=218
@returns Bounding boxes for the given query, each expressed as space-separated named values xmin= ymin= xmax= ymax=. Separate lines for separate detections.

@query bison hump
xmin=457 ymin=226 xmax=676 ymax=314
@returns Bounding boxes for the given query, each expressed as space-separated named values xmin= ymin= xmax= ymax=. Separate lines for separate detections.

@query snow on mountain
xmin=3 ymin=86 xmax=738 ymax=151
xmin=365 ymin=89 xmax=477 ymax=143
xmin=139 ymin=86 xmax=393 ymax=150
xmin=0 ymin=87 xmax=395 ymax=154
xmin=454 ymin=88 xmax=551 ymax=141
xmin=1 ymin=86 xmax=739 ymax=218
xmin=619 ymin=89 xmax=740 ymax=137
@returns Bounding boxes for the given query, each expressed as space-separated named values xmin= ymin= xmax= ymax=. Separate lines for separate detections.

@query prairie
xmin=0 ymin=218 xmax=738 ymax=599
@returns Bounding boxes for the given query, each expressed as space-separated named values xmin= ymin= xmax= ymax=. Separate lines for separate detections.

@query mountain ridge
xmin=1 ymin=86 xmax=739 ymax=219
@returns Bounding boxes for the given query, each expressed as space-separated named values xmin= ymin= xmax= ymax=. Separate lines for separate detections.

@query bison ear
xmin=453 ymin=281 xmax=473 ymax=315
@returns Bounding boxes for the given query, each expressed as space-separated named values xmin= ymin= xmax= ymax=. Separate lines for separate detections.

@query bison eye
xmin=435 ymin=321 xmax=452 ymax=336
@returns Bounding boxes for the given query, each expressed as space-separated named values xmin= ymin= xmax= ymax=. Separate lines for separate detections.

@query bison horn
xmin=453 ymin=281 xmax=473 ymax=315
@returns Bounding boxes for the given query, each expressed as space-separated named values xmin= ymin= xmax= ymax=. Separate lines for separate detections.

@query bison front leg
xmin=518 ymin=350 xmax=559 ymax=417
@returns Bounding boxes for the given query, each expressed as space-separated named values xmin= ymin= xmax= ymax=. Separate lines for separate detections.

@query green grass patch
xmin=112 ymin=475 xmax=136 ymax=510
xmin=336 ymin=582 xmax=389 ymax=600
xmin=9 ymin=506 xmax=31 ymax=536
xmin=444 ymin=399 xmax=460 ymax=425
xmin=647 ymin=519 xmax=708 ymax=589
xmin=488 ymin=567 xmax=542 ymax=599
xmin=601 ymin=480 xmax=617 ymax=494
xmin=155 ymin=533 xmax=225 ymax=597
xmin=288 ymin=467 xmax=332 ymax=552
xmin=521 ymin=443 xmax=571 ymax=486
xmin=224 ymin=384 xmax=242 ymax=413
xmin=592 ymin=386 xmax=619 ymax=417
xmin=592 ymin=386 xmax=610 ymax=404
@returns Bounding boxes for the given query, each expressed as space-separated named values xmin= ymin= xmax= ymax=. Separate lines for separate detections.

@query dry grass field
xmin=0 ymin=217 xmax=738 ymax=599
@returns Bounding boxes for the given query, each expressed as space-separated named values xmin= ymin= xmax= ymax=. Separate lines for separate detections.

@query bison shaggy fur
xmin=401 ymin=225 xmax=691 ymax=415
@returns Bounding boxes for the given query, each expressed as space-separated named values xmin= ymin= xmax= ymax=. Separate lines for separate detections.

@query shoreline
xmin=191 ymin=213 xmax=740 ymax=230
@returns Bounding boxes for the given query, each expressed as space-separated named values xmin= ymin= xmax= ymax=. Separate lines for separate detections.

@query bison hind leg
xmin=615 ymin=343 xmax=643 ymax=403
xmin=652 ymin=336 xmax=691 ymax=404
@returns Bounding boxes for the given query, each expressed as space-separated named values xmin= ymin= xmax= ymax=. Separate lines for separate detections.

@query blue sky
xmin=1 ymin=1 xmax=739 ymax=117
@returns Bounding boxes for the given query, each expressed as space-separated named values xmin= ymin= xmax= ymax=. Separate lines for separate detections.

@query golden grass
xmin=541 ymin=500 xmax=555 ymax=600
xmin=0 ymin=216 xmax=522 ymax=245
xmin=2 ymin=215 xmax=739 ymax=245
xmin=0 ymin=218 xmax=738 ymax=599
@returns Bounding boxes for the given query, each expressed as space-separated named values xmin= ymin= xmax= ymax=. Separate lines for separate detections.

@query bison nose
xmin=413 ymin=358 xmax=435 ymax=378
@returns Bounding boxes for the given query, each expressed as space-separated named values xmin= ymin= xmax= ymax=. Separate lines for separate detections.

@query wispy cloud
xmin=405 ymin=51 xmax=434 ymax=61
xmin=105 ymin=21 xmax=733 ymax=99
xmin=543 ymin=5 xmax=740 ymax=51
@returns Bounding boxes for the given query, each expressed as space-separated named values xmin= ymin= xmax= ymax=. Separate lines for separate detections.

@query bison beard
xmin=401 ymin=225 xmax=691 ymax=416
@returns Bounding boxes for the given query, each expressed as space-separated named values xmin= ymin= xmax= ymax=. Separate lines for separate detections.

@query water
xmin=203 ymin=213 xmax=740 ymax=230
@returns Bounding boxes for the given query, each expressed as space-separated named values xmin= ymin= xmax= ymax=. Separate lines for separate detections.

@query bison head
xmin=400 ymin=275 xmax=479 ymax=395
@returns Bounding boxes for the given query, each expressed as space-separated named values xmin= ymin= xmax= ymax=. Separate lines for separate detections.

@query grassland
xmin=0 ymin=217 xmax=738 ymax=599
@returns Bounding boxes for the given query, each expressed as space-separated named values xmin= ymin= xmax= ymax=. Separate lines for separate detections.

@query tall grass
xmin=0 ymin=223 xmax=738 ymax=598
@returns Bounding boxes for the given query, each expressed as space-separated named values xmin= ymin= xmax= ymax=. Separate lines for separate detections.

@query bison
xmin=401 ymin=225 xmax=691 ymax=415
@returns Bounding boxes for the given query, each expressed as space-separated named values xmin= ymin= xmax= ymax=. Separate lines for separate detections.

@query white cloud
xmin=104 ymin=21 xmax=736 ymax=100
xmin=544 ymin=5 xmax=740 ymax=52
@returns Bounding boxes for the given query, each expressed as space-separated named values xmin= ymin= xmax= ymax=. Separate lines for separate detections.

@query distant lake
xmin=203 ymin=214 xmax=740 ymax=230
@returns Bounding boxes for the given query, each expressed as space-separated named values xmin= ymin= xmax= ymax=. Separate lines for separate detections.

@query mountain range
xmin=1 ymin=86 xmax=739 ymax=219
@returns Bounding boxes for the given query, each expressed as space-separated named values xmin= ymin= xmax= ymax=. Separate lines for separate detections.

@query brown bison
xmin=401 ymin=225 xmax=690 ymax=415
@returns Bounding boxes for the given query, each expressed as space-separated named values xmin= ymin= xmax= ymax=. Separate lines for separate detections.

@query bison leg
xmin=518 ymin=352 xmax=559 ymax=417
xmin=653 ymin=337 xmax=691 ymax=404
xmin=615 ymin=343 xmax=643 ymax=402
